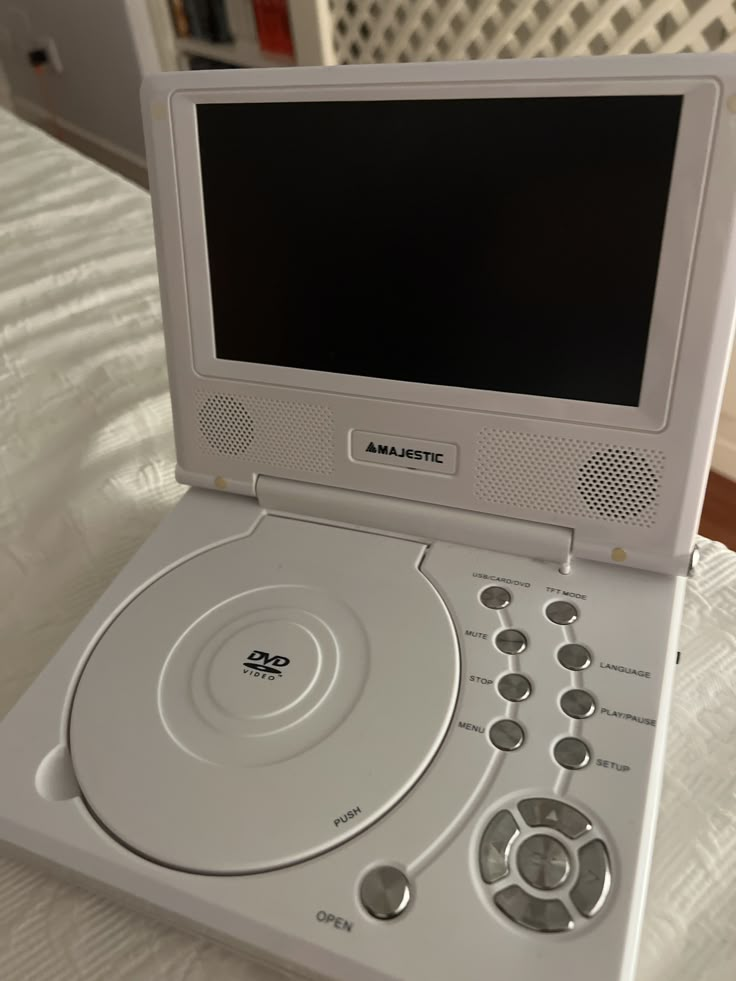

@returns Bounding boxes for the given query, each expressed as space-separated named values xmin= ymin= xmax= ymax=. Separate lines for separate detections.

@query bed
xmin=1 ymin=106 xmax=735 ymax=981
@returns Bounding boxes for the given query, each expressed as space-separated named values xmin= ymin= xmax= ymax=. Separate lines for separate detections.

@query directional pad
xmin=478 ymin=797 xmax=611 ymax=932
xmin=518 ymin=798 xmax=592 ymax=839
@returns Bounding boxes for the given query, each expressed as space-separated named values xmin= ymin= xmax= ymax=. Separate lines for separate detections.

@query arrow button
xmin=571 ymin=839 xmax=611 ymax=917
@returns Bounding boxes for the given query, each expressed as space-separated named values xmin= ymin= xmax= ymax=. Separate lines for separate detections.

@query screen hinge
xmin=256 ymin=476 xmax=573 ymax=571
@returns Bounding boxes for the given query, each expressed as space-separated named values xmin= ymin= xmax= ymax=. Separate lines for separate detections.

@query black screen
xmin=197 ymin=95 xmax=682 ymax=406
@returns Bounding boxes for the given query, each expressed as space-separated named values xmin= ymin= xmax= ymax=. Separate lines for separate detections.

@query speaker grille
xmin=197 ymin=393 xmax=255 ymax=456
xmin=475 ymin=429 xmax=665 ymax=528
xmin=196 ymin=391 xmax=334 ymax=475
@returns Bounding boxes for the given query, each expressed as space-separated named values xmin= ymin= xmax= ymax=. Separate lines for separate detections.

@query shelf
xmin=175 ymin=36 xmax=295 ymax=69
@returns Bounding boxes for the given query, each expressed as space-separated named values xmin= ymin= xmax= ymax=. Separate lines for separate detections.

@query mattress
xmin=1 ymin=108 xmax=735 ymax=981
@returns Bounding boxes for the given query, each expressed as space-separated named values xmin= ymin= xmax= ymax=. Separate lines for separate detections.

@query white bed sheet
xmin=1 ymin=108 xmax=735 ymax=981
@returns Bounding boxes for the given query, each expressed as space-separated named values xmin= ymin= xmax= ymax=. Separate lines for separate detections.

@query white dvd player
xmin=2 ymin=54 xmax=736 ymax=981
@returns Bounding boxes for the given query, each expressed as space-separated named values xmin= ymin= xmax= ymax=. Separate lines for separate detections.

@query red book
xmin=253 ymin=0 xmax=294 ymax=56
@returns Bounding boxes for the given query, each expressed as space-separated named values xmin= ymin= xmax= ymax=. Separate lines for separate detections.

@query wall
xmin=713 ymin=357 xmax=736 ymax=481
xmin=0 ymin=56 xmax=10 ymax=108
xmin=0 ymin=0 xmax=149 ymax=172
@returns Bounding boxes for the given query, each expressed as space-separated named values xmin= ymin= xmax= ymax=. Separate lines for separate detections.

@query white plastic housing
xmin=0 ymin=489 xmax=686 ymax=981
xmin=141 ymin=55 xmax=736 ymax=576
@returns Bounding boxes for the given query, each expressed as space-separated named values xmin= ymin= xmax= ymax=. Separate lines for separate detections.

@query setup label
xmin=596 ymin=758 xmax=631 ymax=773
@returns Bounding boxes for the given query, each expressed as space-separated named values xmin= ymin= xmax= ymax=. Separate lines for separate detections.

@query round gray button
xmin=479 ymin=586 xmax=511 ymax=610
xmin=571 ymin=840 xmax=611 ymax=917
xmin=517 ymin=834 xmax=571 ymax=890
xmin=495 ymin=629 xmax=527 ymax=655
xmin=560 ymin=689 xmax=596 ymax=719
xmin=546 ymin=601 xmax=578 ymax=625
xmin=557 ymin=644 xmax=591 ymax=671
xmin=489 ymin=719 xmax=525 ymax=751
xmin=360 ymin=866 xmax=411 ymax=920
xmin=497 ymin=673 xmax=532 ymax=702
xmin=495 ymin=885 xmax=573 ymax=932
xmin=553 ymin=737 xmax=590 ymax=770
xmin=479 ymin=810 xmax=520 ymax=884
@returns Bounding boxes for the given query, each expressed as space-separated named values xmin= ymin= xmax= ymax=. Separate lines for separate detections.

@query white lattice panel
xmin=329 ymin=0 xmax=736 ymax=64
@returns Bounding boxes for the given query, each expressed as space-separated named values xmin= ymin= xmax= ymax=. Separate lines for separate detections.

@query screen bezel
xmin=171 ymin=77 xmax=717 ymax=432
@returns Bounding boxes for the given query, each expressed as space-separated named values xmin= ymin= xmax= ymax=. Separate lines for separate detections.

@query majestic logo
xmin=365 ymin=440 xmax=445 ymax=464
xmin=243 ymin=649 xmax=290 ymax=676
xmin=351 ymin=430 xmax=458 ymax=475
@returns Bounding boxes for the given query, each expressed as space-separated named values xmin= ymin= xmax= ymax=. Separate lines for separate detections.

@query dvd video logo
xmin=243 ymin=649 xmax=290 ymax=678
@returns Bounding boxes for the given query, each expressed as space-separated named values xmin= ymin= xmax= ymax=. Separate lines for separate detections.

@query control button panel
xmin=416 ymin=540 xmax=670 ymax=944
xmin=478 ymin=797 xmax=611 ymax=932
xmin=474 ymin=581 xmax=597 ymax=777
xmin=445 ymin=558 xmax=604 ymax=785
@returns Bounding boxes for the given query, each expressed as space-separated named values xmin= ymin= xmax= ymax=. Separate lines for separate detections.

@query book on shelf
xmin=180 ymin=0 xmax=233 ymax=44
xmin=181 ymin=0 xmax=203 ymax=38
xmin=188 ymin=54 xmax=246 ymax=70
xmin=209 ymin=0 xmax=233 ymax=43
xmin=168 ymin=0 xmax=190 ymax=37
xmin=253 ymin=0 xmax=294 ymax=56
